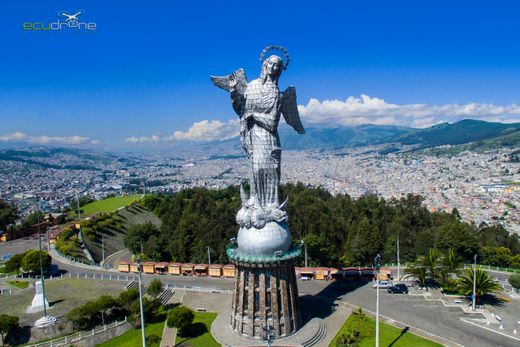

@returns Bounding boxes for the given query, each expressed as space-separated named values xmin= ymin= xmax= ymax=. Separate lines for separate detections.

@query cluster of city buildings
xmin=1 ymin=146 xmax=518 ymax=235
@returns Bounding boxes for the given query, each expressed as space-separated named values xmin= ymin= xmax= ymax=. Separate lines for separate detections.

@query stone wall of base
xmin=231 ymin=259 xmax=301 ymax=339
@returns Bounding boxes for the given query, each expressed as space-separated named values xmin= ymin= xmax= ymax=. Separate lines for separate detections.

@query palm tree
xmin=403 ymin=265 xmax=428 ymax=288
xmin=443 ymin=249 xmax=462 ymax=276
xmin=458 ymin=268 xmax=502 ymax=304
xmin=421 ymin=248 xmax=440 ymax=280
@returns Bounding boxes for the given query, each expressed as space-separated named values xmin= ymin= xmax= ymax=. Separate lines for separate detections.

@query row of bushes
xmin=80 ymin=212 xmax=124 ymax=239
xmin=66 ymin=282 xmax=166 ymax=330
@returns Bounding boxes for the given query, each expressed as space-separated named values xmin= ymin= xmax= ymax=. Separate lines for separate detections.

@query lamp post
xmin=374 ymin=254 xmax=381 ymax=347
xmin=137 ymin=257 xmax=146 ymax=347
xmin=472 ymin=254 xmax=477 ymax=311
xmin=396 ymin=235 xmax=400 ymax=280
xmin=207 ymin=246 xmax=211 ymax=266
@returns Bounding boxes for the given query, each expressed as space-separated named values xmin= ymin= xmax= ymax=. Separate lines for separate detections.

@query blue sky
xmin=1 ymin=0 xmax=520 ymax=148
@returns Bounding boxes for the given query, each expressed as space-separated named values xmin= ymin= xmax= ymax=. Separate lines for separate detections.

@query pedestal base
xmin=34 ymin=316 xmax=57 ymax=328
xmin=230 ymin=259 xmax=301 ymax=339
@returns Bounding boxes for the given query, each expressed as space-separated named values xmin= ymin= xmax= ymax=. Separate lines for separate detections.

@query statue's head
xmin=260 ymin=55 xmax=283 ymax=84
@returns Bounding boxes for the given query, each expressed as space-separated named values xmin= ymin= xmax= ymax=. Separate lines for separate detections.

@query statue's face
xmin=266 ymin=57 xmax=282 ymax=76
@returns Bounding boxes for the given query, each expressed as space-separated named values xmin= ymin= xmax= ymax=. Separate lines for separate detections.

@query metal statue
xmin=211 ymin=46 xmax=304 ymax=255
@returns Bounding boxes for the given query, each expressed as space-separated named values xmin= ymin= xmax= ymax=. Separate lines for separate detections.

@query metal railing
xmin=27 ymin=317 xmax=127 ymax=347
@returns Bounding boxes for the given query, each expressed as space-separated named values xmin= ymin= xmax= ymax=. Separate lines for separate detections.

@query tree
xmin=0 ymin=314 xmax=18 ymax=347
xmin=481 ymin=247 xmax=512 ymax=267
xmin=167 ymin=306 xmax=194 ymax=336
xmin=130 ymin=297 xmax=161 ymax=326
xmin=96 ymin=295 xmax=117 ymax=325
xmin=124 ymin=222 xmax=159 ymax=255
xmin=403 ymin=265 xmax=428 ymax=288
xmin=0 ymin=200 xmax=17 ymax=232
xmin=24 ymin=211 xmax=44 ymax=227
xmin=21 ymin=250 xmax=51 ymax=273
xmin=4 ymin=252 xmax=26 ymax=274
xmin=509 ymin=274 xmax=520 ymax=289
xmin=67 ymin=301 xmax=101 ymax=329
xmin=118 ymin=288 xmax=139 ymax=311
xmin=147 ymin=279 xmax=163 ymax=299
xmin=421 ymin=248 xmax=440 ymax=281
xmin=443 ymin=249 xmax=462 ymax=275
xmin=458 ymin=268 xmax=502 ymax=304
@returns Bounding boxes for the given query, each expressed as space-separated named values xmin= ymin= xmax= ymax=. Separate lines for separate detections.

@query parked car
xmin=387 ymin=283 xmax=409 ymax=294
xmin=373 ymin=280 xmax=392 ymax=288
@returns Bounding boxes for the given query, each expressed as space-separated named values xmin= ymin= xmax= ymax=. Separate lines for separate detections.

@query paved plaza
xmin=1 ymin=239 xmax=520 ymax=347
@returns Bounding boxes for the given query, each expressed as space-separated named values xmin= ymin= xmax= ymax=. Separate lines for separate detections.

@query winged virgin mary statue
xmin=211 ymin=46 xmax=304 ymax=255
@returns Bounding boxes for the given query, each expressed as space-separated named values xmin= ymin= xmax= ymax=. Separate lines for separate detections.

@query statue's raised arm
xmin=210 ymin=69 xmax=248 ymax=116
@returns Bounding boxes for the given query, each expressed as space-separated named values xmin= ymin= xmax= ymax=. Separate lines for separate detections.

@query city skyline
xmin=1 ymin=0 xmax=520 ymax=149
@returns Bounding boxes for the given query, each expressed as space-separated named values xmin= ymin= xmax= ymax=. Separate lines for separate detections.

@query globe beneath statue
xmin=236 ymin=221 xmax=291 ymax=256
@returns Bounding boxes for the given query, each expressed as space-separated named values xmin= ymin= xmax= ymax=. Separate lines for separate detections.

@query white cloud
xmin=125 ymin=134 xmax=160 ymax=143
xmin=298 ymin=95 xmax=520 ymax=128
xmin=0 ymin=132 xmax=96 ymax=145
xmin=0 ymin=132 xmax=27 ymax=141
xmin=124 ymin=95 xmax=520 ymax=145
xmin=168 ymin=119 xmax=239 ymax=141
xmin=125 ymin=119 xmax=240 ymax=145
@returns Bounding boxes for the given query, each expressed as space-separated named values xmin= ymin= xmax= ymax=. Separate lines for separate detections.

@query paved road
xmin=298 ymin=280 xmax=519 ymax=347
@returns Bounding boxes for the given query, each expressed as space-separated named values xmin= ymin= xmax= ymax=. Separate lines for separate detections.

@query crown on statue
xmin=259 ymin=45 xmax=290 ymax=70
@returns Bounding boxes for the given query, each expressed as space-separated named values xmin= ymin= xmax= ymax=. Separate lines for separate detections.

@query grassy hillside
xmin=82 ymin=204 xmax=161 ymax=263
xmin=71 ymin=195 xmax=141 ymax=218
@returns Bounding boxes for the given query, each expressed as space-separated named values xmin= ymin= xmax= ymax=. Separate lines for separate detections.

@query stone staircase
xmin=158 ymin=289 xmax=174 ymax=305
xmin=125 ymin=280 xmax=147 ymax=295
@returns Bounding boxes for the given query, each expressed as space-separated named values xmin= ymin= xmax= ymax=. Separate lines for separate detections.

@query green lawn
xmin=175 ymin=312 xmax=220 ymax=347
xmin=97 ymin=321 xmax=165 ymax=347
xmin=71 ymin=195 xmax=141 ymax=218
xmin=331 ymin=310 xmax=442 ymax=347
xmin=6 ymin=280 xmax=30 ymax=289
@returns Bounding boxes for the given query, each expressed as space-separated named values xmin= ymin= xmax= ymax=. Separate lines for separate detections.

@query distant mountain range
xmin=383 ymin=119 xmax=520 ymax=148
xmin=1 ymin=120 xmax=519 ymax=164
xmin=205 ymin=119 xmax=520 ymax=153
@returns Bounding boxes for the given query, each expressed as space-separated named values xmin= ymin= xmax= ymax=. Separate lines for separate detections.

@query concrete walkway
xmin=160 ymin=324 xmax=177 ymax=347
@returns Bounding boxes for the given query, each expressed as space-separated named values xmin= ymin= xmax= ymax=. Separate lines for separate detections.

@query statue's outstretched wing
xmin=281 ymin=86 xmax=305 ymax=134
xmin=210 ymin=68 xmax=248 ymax=94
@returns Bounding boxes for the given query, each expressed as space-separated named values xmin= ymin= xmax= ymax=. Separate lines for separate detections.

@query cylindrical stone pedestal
xmin=230 ymin=259 xmax=301 ymax=339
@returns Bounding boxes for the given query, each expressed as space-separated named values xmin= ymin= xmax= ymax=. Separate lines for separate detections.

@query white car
xmin=373 ymin=280 xmax=392 ymax=288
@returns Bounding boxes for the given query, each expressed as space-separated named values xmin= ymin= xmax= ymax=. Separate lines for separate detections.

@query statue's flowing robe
xmin=232 ymin=78 xmax=282 ymax=207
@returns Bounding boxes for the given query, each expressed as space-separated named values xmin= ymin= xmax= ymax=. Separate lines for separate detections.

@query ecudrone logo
xmin=23 ymin=10 xmax=96 ymax=32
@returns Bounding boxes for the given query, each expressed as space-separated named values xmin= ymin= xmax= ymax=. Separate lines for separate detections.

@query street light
xmin=207 ymin=246 xmax=212 ymax=266
xmin=137 ymin=257 xmax=147 ymax=347
xmin=396 ymin=235 xmax=400 ymax=280
xmin=374 ymin=253 xmax=381 ymax=347
xmin=472 ymin=254 xmax=477 ymax=311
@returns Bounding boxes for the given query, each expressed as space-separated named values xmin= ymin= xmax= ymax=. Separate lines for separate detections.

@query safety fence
xmin=27 ymin=318 xmax=127 ymax=347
